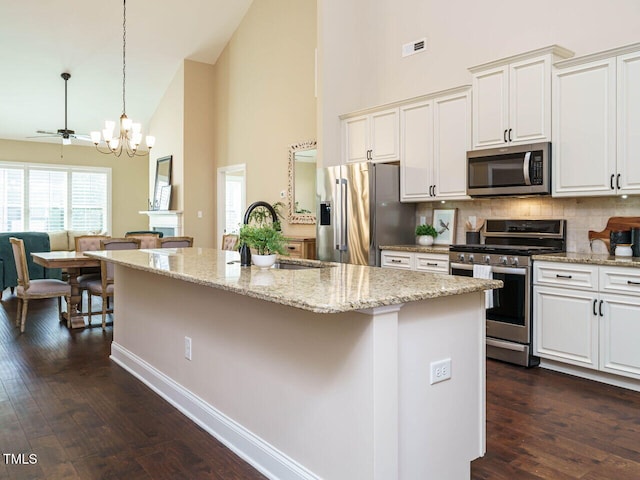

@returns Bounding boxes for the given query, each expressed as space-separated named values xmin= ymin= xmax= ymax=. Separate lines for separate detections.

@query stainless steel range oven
xmin=449 ymin=219 xmax=566 ymax=367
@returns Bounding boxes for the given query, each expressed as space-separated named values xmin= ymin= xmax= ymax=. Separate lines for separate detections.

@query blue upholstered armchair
xmin=0 ymin=232 xmax=62 ymax=298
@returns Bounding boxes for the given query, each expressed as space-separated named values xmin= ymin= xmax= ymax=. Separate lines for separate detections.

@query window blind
xmin=0 ymin=162 xmax=110 ymax=233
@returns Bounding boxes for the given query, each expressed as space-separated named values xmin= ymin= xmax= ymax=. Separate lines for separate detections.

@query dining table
xmin=31 ymin=251 xmax=101 ymax=329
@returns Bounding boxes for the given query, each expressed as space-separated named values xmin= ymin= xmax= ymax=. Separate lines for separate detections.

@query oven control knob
xmin=483 ymin=255 xmax=491 ymax=264
xmin=511 ymin=257 xmax=519 ymax=266
xmin=468 ymin=254 xmax=475 ymax=263
xmin=458 ymin=253 xmax=465 ymax=262
xmin=499 ymin=256 xmax=508 ymax=265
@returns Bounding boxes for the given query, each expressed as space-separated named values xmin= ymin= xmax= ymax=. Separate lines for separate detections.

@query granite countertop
xmin=380 ymin=245 xmax=450 ymax=254
xmin=533 ymin=252 xmax=640 ymax=267
xmin=86 ymin=248 xmax=501 ymax=314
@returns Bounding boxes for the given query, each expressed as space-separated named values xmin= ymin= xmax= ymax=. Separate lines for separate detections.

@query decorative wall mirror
xmin=287 ymin=140 xmax=317 ymax=224
xmin=153 ymin=155 xmax=172 ymax=210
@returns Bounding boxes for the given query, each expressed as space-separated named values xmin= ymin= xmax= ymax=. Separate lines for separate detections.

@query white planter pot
xmin=252 ymin=253 xmax=277 ymax=269
xmin=417 ymin=235 xmax=434 ymax=246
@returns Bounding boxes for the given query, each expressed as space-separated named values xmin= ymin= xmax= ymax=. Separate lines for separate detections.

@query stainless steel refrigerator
xmin=316 ymin=162 xmax=416 ymax=266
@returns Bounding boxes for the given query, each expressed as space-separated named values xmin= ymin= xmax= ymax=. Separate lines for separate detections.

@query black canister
xmin=610 ymin=230 xmax=631 ymax=255
xmin=632 ymin=227 xmax=640 ymax=257
xmin=466 ymin=231 xmax=481 ymax=245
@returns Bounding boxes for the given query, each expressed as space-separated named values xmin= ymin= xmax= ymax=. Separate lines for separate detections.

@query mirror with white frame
xmin=287 ymin=140 xmax=317 ymax=224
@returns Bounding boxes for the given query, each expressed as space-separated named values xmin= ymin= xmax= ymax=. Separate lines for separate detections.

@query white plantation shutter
xmin=28 ymin=169 xmax=67 ymax=231
xmin=0 ymin=162 xmax=110 ymax=233
xmin=71 ymin=171 xmax=107 ymax=231
xmin=0 ymin=167 xmax=24 ymax=231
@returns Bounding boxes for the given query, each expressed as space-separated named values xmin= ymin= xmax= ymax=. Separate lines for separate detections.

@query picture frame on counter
xmin=432 ymin=208 xmax=457 ymax=245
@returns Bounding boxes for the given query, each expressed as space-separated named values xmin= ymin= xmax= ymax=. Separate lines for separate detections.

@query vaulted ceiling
xmin=0 ymin=0 xmax=253 ymax=146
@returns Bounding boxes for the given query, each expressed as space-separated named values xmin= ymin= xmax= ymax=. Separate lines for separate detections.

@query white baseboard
xmin=110 ymin=342 xmax=320 ymax=480
xmin=540 ymin=359 xmax=640 ymax=392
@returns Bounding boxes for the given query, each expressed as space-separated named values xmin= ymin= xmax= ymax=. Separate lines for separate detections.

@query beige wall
xmin=212 ymin=0 xmax=317 ymax=238
xmin=184 ymin=61 xmax=216 ymax=246
xmin=0 ymin=138 xmax=148 ymax=236
xmin=148 ymin=63 xmax=185 ymax=211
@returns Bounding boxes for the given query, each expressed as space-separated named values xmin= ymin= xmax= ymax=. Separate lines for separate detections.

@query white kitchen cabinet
xmin=342 ymin=107 xmax=399 ymax=164
xmin=400 ymin=87 xmax=470 ymax=202
xmin=534 ymin=261 xmax=640 ymax=381
xmin=617 ymin=50 xmax=640 ymax=195
xmin=470 ymin=46 xmax=573 ymax=150
xmin=553 ymin=43 xmax=640 ymax=197
xmin=414 ymin=253 xmax=449 ymax=274
xmin=533 ymin=285 xmax=599 ymax=369
xmin=381 ymin=250 xmax=449 ymax=274
xmin=600 ymin=293 xmax=640 ymax=379
xmin=380 ymin=250 xmax=414 ymax=270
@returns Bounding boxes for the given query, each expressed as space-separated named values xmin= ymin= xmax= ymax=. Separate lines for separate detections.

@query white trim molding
xmin=110 ymin=342 xmax=320 ymax=480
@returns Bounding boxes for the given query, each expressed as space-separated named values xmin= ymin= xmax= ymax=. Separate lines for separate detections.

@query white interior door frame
xmin=216 ymin=163 xmax=246 ymax=248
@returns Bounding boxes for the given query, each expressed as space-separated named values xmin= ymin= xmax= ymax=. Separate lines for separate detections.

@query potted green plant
xmin=415 ymin=224 xmax=438 ymax=246
xmin=238 ymin=224 xmax=288 ymax=268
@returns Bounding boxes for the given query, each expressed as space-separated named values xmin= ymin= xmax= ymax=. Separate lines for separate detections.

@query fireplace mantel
xmin=139 ymin=210 xmax=183 ymax=237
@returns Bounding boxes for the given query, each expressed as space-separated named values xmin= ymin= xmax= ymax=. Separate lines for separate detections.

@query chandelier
xmin=91 ymin=0 xmax=155 ymax=157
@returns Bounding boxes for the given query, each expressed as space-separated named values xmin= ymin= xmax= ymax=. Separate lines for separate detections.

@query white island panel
xmin=110 ymin=263 xmax=486 ymax=480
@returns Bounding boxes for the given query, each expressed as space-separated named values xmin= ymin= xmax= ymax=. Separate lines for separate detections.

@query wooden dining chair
xmin=9 ymin=237 xmax=71 ymax=332
xmin=75 ymin=235 xmax=110 ymax=311
xmin=125 ymin=231 xmax=162 ymax=249
xmin=158 ymin=236 xmax=194 ymax=248
xmin=86 ymin=237 xmax=141 ymax=329
xmin=221 ymin=234 xmax=238 ymax=251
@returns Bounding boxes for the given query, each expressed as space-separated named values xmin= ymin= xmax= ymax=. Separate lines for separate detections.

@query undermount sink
xmin=272 ymin=262 xmax=323 ymax=270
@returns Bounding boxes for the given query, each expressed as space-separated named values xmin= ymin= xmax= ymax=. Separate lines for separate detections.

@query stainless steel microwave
xmin=467 ymin=142 xmax=551 ymax=197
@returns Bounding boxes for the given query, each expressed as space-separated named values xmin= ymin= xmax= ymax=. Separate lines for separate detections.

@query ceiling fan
xmin=30 ymin=72 xmax=91 ymax=145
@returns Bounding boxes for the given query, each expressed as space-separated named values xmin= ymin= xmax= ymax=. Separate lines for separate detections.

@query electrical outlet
xmin=184 ymin=336 xmax=192 ymax=361
xmin=430 ymin=358 xmax=451 ymax=385
xmin=419 ymin=215 xmax=426 ymax=225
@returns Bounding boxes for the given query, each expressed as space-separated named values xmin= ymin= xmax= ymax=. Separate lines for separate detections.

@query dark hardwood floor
xmin=1 ymin=292 xmax=640 ymax=479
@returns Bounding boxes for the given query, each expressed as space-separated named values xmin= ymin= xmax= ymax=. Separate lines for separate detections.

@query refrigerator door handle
xmin=339 ymin=178 xmax=348 ymax=251
xmin=335 ymin=178 xmax=347 ymax=251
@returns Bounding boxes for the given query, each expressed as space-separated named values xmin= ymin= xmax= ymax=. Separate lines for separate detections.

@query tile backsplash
xmin=416 ymin=196 xmax=640 ymax=254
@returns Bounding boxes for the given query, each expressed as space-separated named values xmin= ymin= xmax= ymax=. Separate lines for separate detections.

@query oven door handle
xmin=491 ymin=265 xmax=527 ymax=276
xmin=450 ymin=263 xmax=527 ymax=275
xmin=450 ymin=262 xmax=473 ymax=271
xmin=487 ymin=338 xmax=527 ymax=352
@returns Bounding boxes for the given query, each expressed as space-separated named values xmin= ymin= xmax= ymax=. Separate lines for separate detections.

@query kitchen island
xmin=87 ymin=248 xmax=501 ymax=480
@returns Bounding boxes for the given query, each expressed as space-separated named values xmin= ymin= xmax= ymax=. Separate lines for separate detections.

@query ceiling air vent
xmin=402 ymin=37 xmax=427 ymax=58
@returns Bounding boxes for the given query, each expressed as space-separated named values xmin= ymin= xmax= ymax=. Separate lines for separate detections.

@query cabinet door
xmin=344 ymin=115 xmax=369 ymax=163
xmin=600 ymin=293 xmax=640 ymax=380
xmin=552 ymin=58 xmax=617 ymax=196
xmin=400 ymin=101 xmax=434 ymax=201
xmin=533 ymin=285 xmax=598 ymax=369
xmin=414 ymin=253 xmax=449 ymax=274
xmin=472 ymin=66 xmax=509 ymax=149
xmin=617 ymin=51 xmax=640 ymax=195
xmin=509 ymin=56 xmax=551 ymax=144
xmin=433 ymin=90 xmax=471 ymax=200
xmin=370 ymin=108 xmax=400 ymax=162
xmin=380 ymin=250 xmax=414 ymax=270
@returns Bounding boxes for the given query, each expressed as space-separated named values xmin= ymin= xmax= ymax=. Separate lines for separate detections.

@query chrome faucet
xmin=239 ymin=201 xmax=281 ymax=266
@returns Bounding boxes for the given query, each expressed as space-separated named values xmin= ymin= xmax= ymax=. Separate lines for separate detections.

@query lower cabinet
xmin=284 ymin=237 xmax=316 ymax=260
xmin=533 ymin=262 xmax=640 ymax=381
xmin=381 ymin=250 xmax=449 ymax=274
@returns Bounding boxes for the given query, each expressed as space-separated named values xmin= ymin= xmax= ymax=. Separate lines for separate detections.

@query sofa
xmin=0 ymin=230 xmax=97 ymax=298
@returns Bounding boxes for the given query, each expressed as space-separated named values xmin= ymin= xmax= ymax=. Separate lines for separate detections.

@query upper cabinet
xmin=470 ymin=45 xmax=573 ymax=150
xmin=342 ymin=107 xmax=399 ymax=163
xmin=400 ymin=87 xmax=471 ymax=202
xmin=552 ymin=43 xmax=640 ymax=197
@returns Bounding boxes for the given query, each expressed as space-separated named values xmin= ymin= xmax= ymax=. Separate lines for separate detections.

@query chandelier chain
xmin=122 ymin=0 xmax=127 ymax=115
